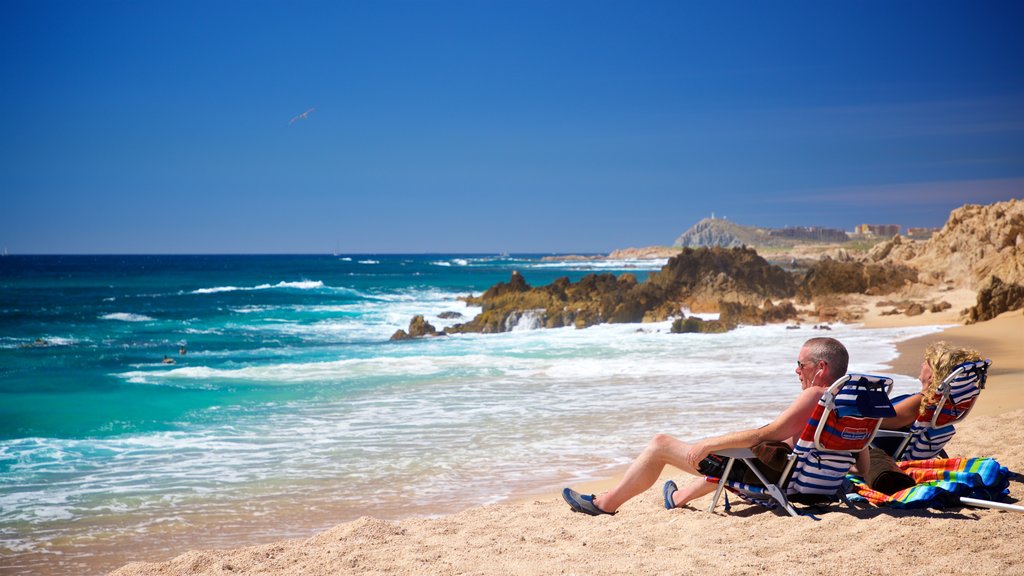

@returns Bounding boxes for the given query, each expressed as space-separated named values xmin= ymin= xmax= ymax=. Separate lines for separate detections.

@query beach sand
xmin=111 ymin=312 xmax=1024 ymax=576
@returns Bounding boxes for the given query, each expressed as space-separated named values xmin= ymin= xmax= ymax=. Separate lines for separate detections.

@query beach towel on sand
xmin=847 ymin=457 xmax=1011 ymax=509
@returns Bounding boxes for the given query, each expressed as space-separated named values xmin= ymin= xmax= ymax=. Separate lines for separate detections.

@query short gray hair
xmin=803 ymin=337 xmax=848 ymax=381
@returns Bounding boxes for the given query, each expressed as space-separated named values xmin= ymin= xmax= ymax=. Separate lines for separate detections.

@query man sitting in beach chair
xmin=562 ymin=337 xmax=860 ymax=516
xmin=873 ymin=342 xmax=989 ymax=461
xmin=703 ymin=372 xmax=895 ymax=516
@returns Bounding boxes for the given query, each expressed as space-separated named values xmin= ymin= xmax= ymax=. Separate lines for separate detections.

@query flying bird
xmin=289 ymin=107 xmax=316 ymax=125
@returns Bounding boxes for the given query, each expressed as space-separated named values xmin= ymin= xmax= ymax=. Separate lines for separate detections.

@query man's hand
xmin=688 ymin=442 xmax=710 ymax=469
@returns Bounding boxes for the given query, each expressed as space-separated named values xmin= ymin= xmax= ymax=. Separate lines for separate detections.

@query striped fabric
xmin=788 ymin=374 xmax=893 ymax=496
xmin=708 ymin=374 xmax=894 ymax=515
xmin=848 ymin=457 xmax=1010 ymax=509
xmin=900 ymin=424 xmax=956 ymax=461
xmin=900 ymin=360 xmax=990 ymax=461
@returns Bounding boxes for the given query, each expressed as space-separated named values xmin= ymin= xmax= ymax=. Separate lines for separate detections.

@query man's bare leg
xmin=671 ymin=478 xmax=717 ymax=507
xmin=593 ymin=434 xmax=700 ymax=512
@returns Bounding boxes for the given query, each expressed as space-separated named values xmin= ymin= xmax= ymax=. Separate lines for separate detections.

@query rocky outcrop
xmin=390 ymin=315 xmax=440 ymax=340
xmin=671 ymin=316 xmax=731 ymax=333
xmin=443 ymin=247 xmax=798 ymax=335
xmin=449 ymin=272 xmax=648 ymax=333
xmin=869 ymin=199 xmax=1024 ymax=289
xmin=966 ymin=275 xmax=1024 ymax=324
xmin=798 ymin=257 xmax=917 ymax=300
xmin=674 ymin=218 xmax=768 ymax=248
xmin=719 ymin=300 xmax=799 ymax=326
xmin=607 ymin=246 xmax=682 ymax=259
xmin=393 ymin=200 xmax=1022 ymax=338
xmin=647 ymin=247 xmax=797 ymax=312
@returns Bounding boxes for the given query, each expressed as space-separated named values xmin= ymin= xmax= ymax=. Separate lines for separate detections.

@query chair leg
xmin=707 ymin=458 xmax=736 ymax=513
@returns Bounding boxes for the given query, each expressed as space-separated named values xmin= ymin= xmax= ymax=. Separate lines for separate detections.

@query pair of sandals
xmin=561 ymin=481 xmax=682 ymax=516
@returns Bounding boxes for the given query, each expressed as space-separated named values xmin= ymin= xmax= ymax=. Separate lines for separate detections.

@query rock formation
xmin=646 ymin=247 xmax=797 ymax=312
xmin=394 ymin=199 xmax=1023 ymax=338
xmin=441 ymin=247 xmax=798 ymax=336
xmin=674 ymin=218 xmax=769 ymax=248
xmin=390 ymin=315 xmax=440 ymax=340
xmin=797 ymin=257 xmax=917 ymax=300
xmin=719 ymin=300 xmax=799 ymax=326
xmin=670 ymin=315 xmax=731 ymax=333
xmin=966 ymin=275 xmax=1024 ymax=324
xmin=868 ymin=199 xmax=1024 ymax=289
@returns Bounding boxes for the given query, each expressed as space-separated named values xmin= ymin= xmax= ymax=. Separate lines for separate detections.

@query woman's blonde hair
xmin=920 ymin=341 xmax=983 ymax=414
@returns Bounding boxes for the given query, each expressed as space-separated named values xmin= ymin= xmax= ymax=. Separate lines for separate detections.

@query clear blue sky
xmin=2 ymin=1 xmax=1022 ymax=254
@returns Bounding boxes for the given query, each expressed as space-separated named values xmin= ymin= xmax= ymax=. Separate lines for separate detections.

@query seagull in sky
xmin=289 ymin=107 xmax=316 ymax=125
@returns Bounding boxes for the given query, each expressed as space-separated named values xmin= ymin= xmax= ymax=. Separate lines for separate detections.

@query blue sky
xmin=2 ymin=1 xmax=1022 ymax=254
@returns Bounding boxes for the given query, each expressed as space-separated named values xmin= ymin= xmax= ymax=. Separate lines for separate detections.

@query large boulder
xmin=390 ymin=315 xmax=440 ymax=340
xmin=670 ymin=315 xmax=732 ymax=334
xmin=647 ymin=246 xmax=797 ymax=311
xmin=966 ymin=275 xmax=1024 ymax=323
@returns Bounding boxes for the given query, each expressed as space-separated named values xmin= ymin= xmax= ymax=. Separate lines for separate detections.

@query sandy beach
xmin=109 ymin=309 xmax=1024 ymax=576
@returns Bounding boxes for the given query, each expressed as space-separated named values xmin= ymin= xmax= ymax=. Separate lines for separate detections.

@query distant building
xmin=769 ymin=226 xmax=850 ymax=242
xmin=906 ymin=227 xmax=939 ymax=239
xmin=854 ymin=223 xmax=901 ymax=237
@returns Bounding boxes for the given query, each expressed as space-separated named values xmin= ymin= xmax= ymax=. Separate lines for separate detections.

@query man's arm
xmin=685 ymin=386 xmax=823 ymax=466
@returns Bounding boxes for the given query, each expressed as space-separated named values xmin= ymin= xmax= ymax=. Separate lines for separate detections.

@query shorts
xmin=697 ymin=441 xmax=793 ymax=486
xmin=866 ymin=447 xmax=916 ymax=495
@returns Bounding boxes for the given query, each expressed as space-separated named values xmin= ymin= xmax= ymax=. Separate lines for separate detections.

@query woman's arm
xmin=882 ymin=393 xmax=922 ymax=430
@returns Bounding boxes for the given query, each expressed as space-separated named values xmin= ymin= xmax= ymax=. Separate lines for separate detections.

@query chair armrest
xmin=713 ymin=448 xmax=757 ymax=458
xmin=873 ymin=429 xmax=909 ymax=439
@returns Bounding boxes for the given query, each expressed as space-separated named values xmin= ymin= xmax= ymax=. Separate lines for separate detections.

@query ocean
xmin=0 ymin=254 xmax=943 ymax=575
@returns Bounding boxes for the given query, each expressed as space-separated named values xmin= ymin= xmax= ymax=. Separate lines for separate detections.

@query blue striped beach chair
xmin=706 ymin=374 xmax=895 ymax=517
xmin=873 ymin=359 xmax=990 ymax=461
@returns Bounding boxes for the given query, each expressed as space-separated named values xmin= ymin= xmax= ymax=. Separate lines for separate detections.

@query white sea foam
xmin=525 ymin=258 xmax=669 ymax=271
xmin=680 ymin=307 xmax=720 ymax=321
xmin=1 ymin=336 xmax=82 ymax=348
xmin=358 ymin=260 xmax=379 ymax=265
xmin=100 ymin=313 xmax=155 ymax=322
xmin=2 ymin=306 xmax=945 ymax=565
xmin=192 ymin=285 xmax=243 ymax=294
xmin=191 ymin=280 xmax=325 ymax=295
xmin=182 ymin=327 xmax=223 ymax=335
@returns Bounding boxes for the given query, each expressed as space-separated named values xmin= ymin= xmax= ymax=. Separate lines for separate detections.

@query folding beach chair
xmin=873 ymin=359 xmax=990 ymax=461
xmin=706 ymin=373 xmax=895 ymax=517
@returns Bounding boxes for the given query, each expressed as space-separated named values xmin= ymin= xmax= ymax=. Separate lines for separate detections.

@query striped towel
xmin=848 ymin=457 xmax=1011 ymax=508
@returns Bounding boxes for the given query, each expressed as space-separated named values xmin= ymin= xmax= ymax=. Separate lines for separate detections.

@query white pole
xmin=959 ymin=497 xmax=1024 ymax=513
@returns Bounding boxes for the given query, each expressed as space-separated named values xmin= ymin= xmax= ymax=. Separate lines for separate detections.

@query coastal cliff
xmin=868 ymin=199 xmax=1024 ymax=289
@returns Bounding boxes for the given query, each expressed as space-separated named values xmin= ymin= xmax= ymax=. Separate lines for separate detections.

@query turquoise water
xmin=0 ymin=254 xmax=941 ymax=575
xmin=1 ymin=254 xmax=571 ymax=439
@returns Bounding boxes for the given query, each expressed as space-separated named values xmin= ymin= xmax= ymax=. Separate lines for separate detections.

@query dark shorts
xmin=697 ymin=441 xmax=793 ymax=486
xmin=866 ymin=447 xmax=917 ymax=495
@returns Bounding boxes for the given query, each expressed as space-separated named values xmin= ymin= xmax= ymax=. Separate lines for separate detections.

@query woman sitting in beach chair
xmin=873 ymin=341 xmax=989 ymax=461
